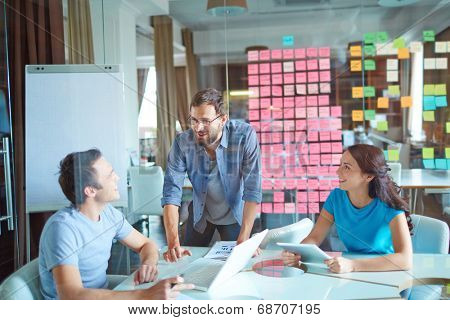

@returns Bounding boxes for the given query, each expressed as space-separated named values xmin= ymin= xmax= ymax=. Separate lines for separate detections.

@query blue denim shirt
xmin=161 ymin=120 xmax=262 ymax=232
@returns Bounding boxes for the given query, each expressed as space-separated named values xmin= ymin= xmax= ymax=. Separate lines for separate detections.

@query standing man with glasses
xmin=161 ymin=88 xmax=262 ymax=262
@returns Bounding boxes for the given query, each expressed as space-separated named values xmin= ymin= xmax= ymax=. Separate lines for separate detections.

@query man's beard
xmin=196 ymin=128 xmax=220 ymax=147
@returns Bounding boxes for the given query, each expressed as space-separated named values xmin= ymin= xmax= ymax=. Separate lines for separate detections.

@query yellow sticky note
xmin=423 ymin=84 xmax=435 ymax=96
xmin=398 ymin=47 xmax=410 ymax=59
xmin=377 ymin=121 xmax=388 ymax=131
xmin=352 ymin=110 xmax=364 ymax=121
xmin=447 ymin=122 xmax=450 ymax=134
xmin=388 ymin=149 xmax=399 ymax=161
xmin=377 ymin=97 xmax=389 ymax=108
xmin=423 ymin=111 xmax=435 ymax=122
xmin=352 ymin=87 xmax=364 ymax=98
xmin=350 ymin=60 xmax=362 ymax=72
xmin=388 ymin=85 xmax=400 ymax=96
xmin=350 ymin=45 xmax=362 ymax=57
xmin=422 ymin=148 xmax=434 ymax=159
xmin=400 ymin=96 xmax=412 ymax=108
xmin=446 ymin=148 xmax=450 ymax=159
xmin=435 ymin=84 xmax=447 ymax=96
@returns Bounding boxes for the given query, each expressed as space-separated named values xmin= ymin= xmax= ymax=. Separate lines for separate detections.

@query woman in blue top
xmin=282 ymin=144 xmax=413 ymax=273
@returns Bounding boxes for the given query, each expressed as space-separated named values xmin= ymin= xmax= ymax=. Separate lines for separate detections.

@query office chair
xmin=0 ymin=259 xmax=43 ymax=300
xmin=410 ymin=214 xmax=449 ymax=254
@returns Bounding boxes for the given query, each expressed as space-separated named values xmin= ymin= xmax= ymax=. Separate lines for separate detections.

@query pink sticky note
xmin=260 ymin=122 xmax=271 ymax=132
xmin=297 ymin=191 xmax=308 ymax=202
xmin=260 ymin=63 xmax=270 ymax=74
xmin=262 ymin=203 xmax=273 ymax=213
xmin=321 ymin=154 xmax=332 ymax=165
xmin=319 ymin=166 xmax=329 ymax=175
xmin=295 ymin=96 xmax=306 ymax=107
xmin=284 ymin=73 xmax=295 ymax=84
xmin=271 ymin=62 xmax=282 ymax=73
xmin=296 ymin=72 xmax=307 ymax=83
xmin=308 ymin=71 xmax=319 ymax=83
xmin=260 ymin=86 xmax=271 ymax=97
xmin=261 ymin=132 xmax=271 ymax=144
xmin=272 ymin=144 xmax=284 ymax=154
xmin=284 ymin=97 xmax=294 ymax=108
xmin=320 ymin=70 xmax=331 ymax=82
xmin=259 ymin=50 xmax=270 ymax=60
xmin=296 ymin=119 xmax=306 ymax=130
xmin=308 ymin=191 xmax=319 ymax=203
xmin=332 ymin=154 xmax=341 ymax=165
xmin=320 ymin=83 xmax=331 ymax=93
xmin=309 ymin=143 xmax=320 ymax=154
xmin=283 ymin=61 xmax=295 ymax=72
xmin=295 ymin=131 xmax=306 ymax=143
xmin=318 ymin=95 xmax=330 ymax=106
xmin=272 ymin=97 xmax=283 ymax=108
xmin=308 ymin=83 xmax=319 ymax=94
xmin=262 ymin=179 xmax=273 ymax=190
xmin=272 ymin=86 xmax=283 ymax=96
xmin=285 ymin=179 xmax=297 ymax=190
xmin=286 ymin=144 xmax=296 ymax=156
xmin=272 ymin=109 xmax=283 ymax=119
xmin=309 ymin=154 xmax=320 ymax=165
xmin=295 ymin=60 xmax=306 ymax=71
xmin=260 ymin=109 xmax=271 ymax=120
xmin=296 ymin=203 xmax=307 ymax=214
xmin=248 ymin=75 xmax=259 ymax=86
xmin=306 ymin=47 xmax=318 ymax=57
xmin=272 ymin=74 xmax=283 ymax=85
xmin=295 ymin=48 xmax=306 ymax=59
xmin=319 ymin=180 xmax=331 ymax=190
xmin=319 ymin=106 xmax=330 ymax=118
xmin=286 ymin=169 xmax=296 ymax=178
xmin=296 ymin=84 xmax=307 ymax=95
xmin=319 ymin=47 xmax=331 ymax=57
xmin=248 ymin=64 xmax=259 ymax=74
xmin=307 ymin=166 xmax=319 ymax=176
xmin=329 ymin=167 xmax=338 ymax=176
xmin=284 ymin=120 xmax=295 ymax=131
xmin=284 ymin=85 xmax=295 ymax=96
xmin=297 ymin=179 xmax=307 ymax=190
xmin=285 ymin=203 xmax=296 ymax=213
xmin=320 ymin=191 xmax=330 ymax=202
xmin=248 ymin=87 xmax=259 ymax=98
xmin=319 ymin=131 xmax=331 ymax=141
xmin=295 ymin=107 xmax=306 ymax=119
xmin=248 ymin=110 xmax=259 ymax=120
xmin=272 ymin=132 xmax=283 ymax=143
xmin=307 ymin=96 xmax=318 ymax=106
xmin=250 ymin=121 xmax=260 ymax=132
xmin=330 ymin=130 xmax=342 ymax=141
xmin=274 ymin=203 xmax=285 ymax=213
xmin=307 ymin=107 xmax=318 ymax=119
xmin=283 ymin=49 xmax=294 ymax=59
xmin=247 ymin=50 xmax=259 ymax=61
xmin=298 ymin=152 xmax=308 ymax=165
xmin=284 ymin=108 xmax=295 ymax=119
xmin=308 ymin=202 xmax=320 ymax=214
xmin=271 ymin=49 xmax=282 ymax=60
xmin=308 ymin=130 xmax=319 ymax=141
xmin=330 ymin=106 xmax=342 ymax=117
xmin=330 ymin=118 xmax=342 ymax=130
xmin=319 ymin=58 xmax=330 ymax=70
xmin=273 ymin=191 xmax=284 ymax=202
xmin=284 ymin=131 xmax=295 ymax=144
xmin=295 ymin=165 xmax=306 ymax=176
xmin=319 ymin=119 xmax=330 ymax=129
xmin=261 ymin=145 xmax=271 ymax=155
xmin=307 ymin=59 xmax=318 ymax=70
xmin=332 ymin=142 xmax=343 ymax=153
xmin=249 ymin=99 xmax=259 ymax=109
xmin=331 ymin=180 xmax=340 ymax=188
xmin=307 ymin=178 xmax=319 ymax=189
xmin=272 ymin=121 xmax=283 ymax=131
xmin=321 ymin=142 xmax=332 ymax=153
xmin=260 ymin=74 xmax=271 ymax=85
xmin=274 ymin=179 xmax=285 ymax=190
xmin=260 ymin=98 xmax=270 ymax=108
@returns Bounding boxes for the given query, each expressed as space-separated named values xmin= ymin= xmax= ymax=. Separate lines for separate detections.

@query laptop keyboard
xmin=181 ymin=259 xmax=224 ymax=289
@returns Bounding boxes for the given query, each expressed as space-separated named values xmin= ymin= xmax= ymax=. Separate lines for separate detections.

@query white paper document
xmin=203 ymin=241 xmax=236 ymax=260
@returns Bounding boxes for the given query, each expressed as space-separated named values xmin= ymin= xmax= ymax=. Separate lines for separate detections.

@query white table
xmin=114 ymin=248 xmax=449 ymax=300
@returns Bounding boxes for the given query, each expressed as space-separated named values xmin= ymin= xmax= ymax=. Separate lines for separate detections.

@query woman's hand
xmin=281 ymin=250 xmax=301 ymax=267
xmin=325 ymin=257 xmax=355 ymax=273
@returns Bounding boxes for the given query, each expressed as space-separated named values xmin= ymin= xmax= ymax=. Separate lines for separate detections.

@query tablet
xmin=277 ymin=243 xmax=332 ymax=263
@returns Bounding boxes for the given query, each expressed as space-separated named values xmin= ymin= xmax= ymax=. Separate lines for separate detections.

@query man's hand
xmin=134 ymin=264 xmax=158 ymax=285
xmin=143 ymin=276 xmax=195 ymax=300
xmin=325 ymin=257 xmax=354 ymax=273
xmin=163 ymin=244 xmax=192 ymax=263
xmin=281 ymin=250 xmax=301 ymax=267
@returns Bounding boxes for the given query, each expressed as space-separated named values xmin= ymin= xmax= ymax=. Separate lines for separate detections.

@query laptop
xmin=179 ymin=229 xmax=268 ymax=291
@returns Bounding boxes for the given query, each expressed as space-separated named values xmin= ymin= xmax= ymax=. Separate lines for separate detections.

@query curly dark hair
xmin=58 ymin=148 xmax=102 ymax=206
xmin=347 ymin=144 xmax=413 ymax=233
xmin=190 ymin=88 xmax=225 ymax=115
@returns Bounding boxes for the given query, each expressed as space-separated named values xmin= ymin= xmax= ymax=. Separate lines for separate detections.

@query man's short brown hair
xmin=190 ymin=88 xmax=225 ymax=115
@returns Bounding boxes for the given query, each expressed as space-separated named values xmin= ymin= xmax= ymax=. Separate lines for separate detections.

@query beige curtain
xmin=175 ymin=67 xmax=189 ymax=131
xmin=137 ymin=68 xmax=149 ymax=111
xmin=152 ymin=15 xmax=177 ymax=170
xmin=182 ymin=28 xmax=199 ymax=103
xmin=67 ymin=0 xmax=94 ymax=64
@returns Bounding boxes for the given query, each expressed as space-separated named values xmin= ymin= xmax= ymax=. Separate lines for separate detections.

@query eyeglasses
xmin=188 ymin=114 xmax=222 ymax=127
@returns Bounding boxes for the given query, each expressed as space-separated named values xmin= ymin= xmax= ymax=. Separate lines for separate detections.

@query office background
xmin=0 ymin=0 xmax=449 ymax=284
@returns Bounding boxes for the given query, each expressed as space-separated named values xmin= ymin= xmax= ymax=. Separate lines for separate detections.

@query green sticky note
xmin=445 ymin=148 xmax=450 ymax=159
xmin=435 ymin=84 xmax=447 ymax=96
xmin=364 ymin=45 xmax=376 ymax=56
xmin=364 ymin=86 xmax=375 ymax=97
xmin=388 ymin=85 xmax=400 ymax=96
xmin=423 ymin=159 xmax=435 ymax=169
xmin=364 ymin=32 xmax=376 ymax=44
xmin=423 ymin=111 xmax=435 ymax=121
xmin=377 ymin=120 xmax=388 ymax=131
xmin=388 ymin=149 xmax=399 ymax=162
xmin=393 ymin=37 xmax=406 ymax=48
xmin=435 ymin=159 xmax=447 ymax=170
xmin=422 ymin=147 xmax=434 ymax=159
xmin=364 ymin=59 xmax=376 ymax=70
xmin=446 ymin=122 xmax=450 ymax=134
xmin=435 ymin=96 xmax=447 ymax=108
xmin=423 ymin=30 xmax=435 ymax=42
xmin=423 ymin=84 xmax=435 ymax=96
xmin=364 ymin=109 xmax=376 ymax=120
xmin=376 ymin=31 xmax=389 ymax=43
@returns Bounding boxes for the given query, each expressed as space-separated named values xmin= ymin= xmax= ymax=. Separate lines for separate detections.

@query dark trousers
xmin=182 ymin=202 xmax=241 ymax=246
